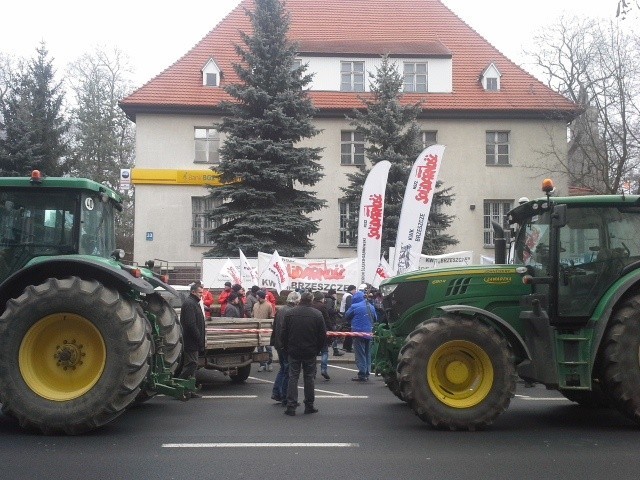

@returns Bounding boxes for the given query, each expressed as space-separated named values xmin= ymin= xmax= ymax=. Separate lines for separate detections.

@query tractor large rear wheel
xmin=0 ymin=277 xmax=151 ymax=434
xmin=397 ymin=315 xmax=515 ymax=431
xmin=601 ymin=294 xmax=640 ymax=423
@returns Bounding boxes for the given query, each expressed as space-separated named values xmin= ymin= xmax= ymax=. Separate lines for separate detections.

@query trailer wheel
xmin=397 ymin=315 xmax=515 ymax=431
xmin=230 ymin=364 xmax=251 ymax=384
xmin=0 ymin=277 xmax=151 ymax=434
xmin=601 ymin=293 xmax=640 ymax=423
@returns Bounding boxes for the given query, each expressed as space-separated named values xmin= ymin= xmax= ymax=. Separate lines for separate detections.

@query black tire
xmin=0 ymin=277 xmax=151 ymax=434
xmin=145 ymin=293 xmax=183 ymax=373
xmin=601 ymin=293 xmax=640 ymax=423
xmin=230 ymin=364 xmax=251 ymax=384
xmin=397 ymin=315 xmax=515 ymax=431
xmin=383 ymin=373 xmax=405 ymax=401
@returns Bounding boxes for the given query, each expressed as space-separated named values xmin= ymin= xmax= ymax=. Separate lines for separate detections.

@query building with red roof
xmin=120 ymin=0 xmax=580 ymax=265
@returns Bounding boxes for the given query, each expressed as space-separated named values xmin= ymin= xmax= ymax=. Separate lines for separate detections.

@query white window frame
xmin=486 ymin=131 xmax=510 ymax=165
xmin=192 ymin=196 xmax=221 ymax=246
xmin=483 ymin=200 xmax=513 ymax=246
xmin=341 ymin=131 xmax=365 ymax=165
xmin=339 ymin=199 xmax=357 ymax=246
xmin=485 ymin=77 xmax=498 ymax=91
xmin=340 ymin=61 xmax=365 ymax=92
xmin=403 ymin=62 xmax=428 ymax=93
xmin=194 ymin=128 xmax=220 ymax=164
xmin=421 ymin=130 xmax=438 ymax=148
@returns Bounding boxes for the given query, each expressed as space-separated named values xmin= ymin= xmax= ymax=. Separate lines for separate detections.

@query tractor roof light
xmin=542 ymin=179 xmax=554 ymax=194
xmin=30 ymin=170 xmax=43 ymax=184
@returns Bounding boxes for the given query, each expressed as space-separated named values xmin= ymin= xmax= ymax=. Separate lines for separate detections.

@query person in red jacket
xmin=218 ymin=281 xmax=232 ymax=315
xmin=202 ymin=286 xmax=214 ymax=319
xmin=265 ymin=289 xmax=277 ymax=316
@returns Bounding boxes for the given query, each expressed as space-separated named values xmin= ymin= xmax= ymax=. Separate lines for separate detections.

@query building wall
xmin=132 ymin=113 xmax=568 ymax=264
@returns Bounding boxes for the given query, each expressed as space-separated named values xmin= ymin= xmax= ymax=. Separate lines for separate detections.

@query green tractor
xmin=0 ymin=171 xmax=195 ymax=434
xmin=374 ymin=180 xmax=640 ymax=430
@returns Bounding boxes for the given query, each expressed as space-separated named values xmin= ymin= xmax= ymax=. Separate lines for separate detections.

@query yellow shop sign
xmin=131 ymin=169 xmax=237 ymax=186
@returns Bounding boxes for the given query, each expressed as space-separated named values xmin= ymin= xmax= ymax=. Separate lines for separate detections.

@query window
xmin=340 ymin=61 xmax=365 ymax=92
xmin=192 ymin=196 xmax=221 ymax=246
xmin=483 ymin=200 xmax=513 ymax=246
xmin=403 ymin=62 xmax=427 ymax=92
xmin=486 ymin=131 xmax=510 ymax=165
xmin=205 ymin=73 xmax=217 ymax=87
xmin=486 ymin=77 xmax=498 ymax=91
xmin=292 ymin=58 xmax=302 ymax=71
xmin=341 ymin=131 xmax=365 ymax=165
xmin=339 ymin=200 xmax=357 ymax=246
xmin=195 ymin=128 xmax=220 ymax=164
xmin=421 ymin=130 xmax=438 ymax=148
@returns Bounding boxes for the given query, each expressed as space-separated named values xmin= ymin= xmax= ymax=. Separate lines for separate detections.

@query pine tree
xmin=205 ymin=0 xmax=325 ymax=257
xmin=0 ymin=43 xmax=68 ymax=176
xmin=341 ymin=56 xmax=457 ymax=257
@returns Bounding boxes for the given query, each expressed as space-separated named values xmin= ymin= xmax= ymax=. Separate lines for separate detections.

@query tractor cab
xmin=0 ymin=171 xmax=121 ymax=282
xmin=507 ymin=180 xmax=640 ymax=326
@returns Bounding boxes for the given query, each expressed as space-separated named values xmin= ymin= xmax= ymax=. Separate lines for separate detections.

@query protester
xmin=270 ymin=291 xmax=301 ymax=405
xmin=178 ymin=282 xmax=206 ymax=397
xmin=312 ymin=290 xmax=333 ymax=380
xmin=218 ymin=281 xmax=232 ymax=315
xmin=224 ymin=292 xmax=243 ymax=318
xmin=339 ymin=285 xmax=357 ymax=353
xmin=202 ymin=285 xmax=214 ymax=319
xmin=245 ymin=285 xmax=260 ymax=318
xmin=253 ymin=290 xmax=274 ymax=371
xmin=265 ymin=289 xmax=278 ymax=316
xmin=345 ymin=291 xmax=377 ymax=382
xmin=324 ymin=288 xmax=343 ymax=356
xmin=282 ymin=291 xmax=327 ymax=416
xmin=231 ymin=284 xmax=246 ymax=312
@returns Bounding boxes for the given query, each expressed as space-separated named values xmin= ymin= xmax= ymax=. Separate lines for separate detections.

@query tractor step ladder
xmin=554 ymin=331 xmax=592 ymax=389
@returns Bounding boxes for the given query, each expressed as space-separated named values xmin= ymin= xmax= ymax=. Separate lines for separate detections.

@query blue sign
xmin=146 ymin=232 xmax=154 ymax=241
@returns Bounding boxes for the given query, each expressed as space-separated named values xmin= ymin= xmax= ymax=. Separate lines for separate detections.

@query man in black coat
xmin=282 ymin=291 xmax=327 ymax=416
xmin=179 ymin=282 xmax=206 ymax=397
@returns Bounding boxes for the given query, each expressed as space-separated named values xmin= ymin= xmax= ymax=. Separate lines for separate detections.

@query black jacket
xmin=282 ymin=304 xmax=327 ymax=360
xmin=181 ymin=293 xmax=205 ymax=352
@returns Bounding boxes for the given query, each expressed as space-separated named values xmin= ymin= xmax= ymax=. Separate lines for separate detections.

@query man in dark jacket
xmin=282 ymin=291 xmax=327 ymax=416
xmin=270 ymin=291 xmax=301 ymax=404
xmin=312 ymin=290 xmax=334 ymax=380
xmin=179 ymin=282 xmax=206 ymax=397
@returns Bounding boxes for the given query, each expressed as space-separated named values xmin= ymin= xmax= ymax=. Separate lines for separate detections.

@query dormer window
xmin=202 ymin=58 xmax=221 ymax=87
xmin=481 ymin=63 xmax=501 ymax=91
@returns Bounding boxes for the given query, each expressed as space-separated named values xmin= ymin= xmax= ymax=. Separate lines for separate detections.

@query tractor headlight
xmin=380 ymin=283 xmax=398 ymax=297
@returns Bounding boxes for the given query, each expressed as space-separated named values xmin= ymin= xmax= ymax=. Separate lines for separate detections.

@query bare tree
xmin=617 ymin=0 xmax=640 ymax=18
xmin=66 ymin=46 xmax=136 ymax=255
xmin=529 ymin=16 xmax=640 ymax=194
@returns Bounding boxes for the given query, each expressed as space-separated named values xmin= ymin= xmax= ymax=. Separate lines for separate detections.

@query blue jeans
xmin=258 ymin=345 xmax=273 ymax=366
xmin=286 ymin=356 xmax=316 ymax=408
xmin=272 ymin=348 xmax=289 ymax=401
xmin=353 ymin=337 xmax=371 ymax=379
xmin=320 ymin=345 xmax=329 ymax=373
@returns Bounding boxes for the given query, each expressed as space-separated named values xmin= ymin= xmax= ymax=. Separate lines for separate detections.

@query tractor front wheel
xmin=601 ymin=294 xmax=640 ymax=423
xmin=397 ymin=315 xmax=515 ymax=431
xmin=0 ymin=277 xmax=151 ymax=434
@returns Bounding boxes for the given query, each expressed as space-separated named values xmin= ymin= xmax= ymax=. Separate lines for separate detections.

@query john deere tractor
xmin=375 ymin=180 xmax=640 ymax=430
xmin=0 ymin=171 xmax=194 ymax=434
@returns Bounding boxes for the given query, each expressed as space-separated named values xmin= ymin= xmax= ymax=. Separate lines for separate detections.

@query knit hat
xmin=313 ymin=291 xmax=324 ymax=302
xmin=232 ymin=283 xmax=243 ymax=292
xmin=347 ymin=285 xmax=357 ymax=292
xmin=228 ymin=292 xmax=238 ymax=303
xmin=256 ymin=290 xmax=266 ymax=299
xmin=287 ymin=291 xmax=301 ymax=305
xmin=224 ymin=281 xmax=232 ymax=287
xmin=251 ymin=285 xmax=260 ymax=294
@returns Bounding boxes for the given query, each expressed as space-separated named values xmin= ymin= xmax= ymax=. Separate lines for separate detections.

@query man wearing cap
xmin=218 ymin=281 xmax=232 ymax=315
xmin=282 ymin=291 xmax=326 ymax=416
xmin=270 ymin=291 xmax=301 ymax=404
xmin=253 ymin=290 xmax=274 ymax=371
xmin=244 ymin=285 xmax=260 ymax=318
xmin=224 ymin=292 xmax=242 ymax=318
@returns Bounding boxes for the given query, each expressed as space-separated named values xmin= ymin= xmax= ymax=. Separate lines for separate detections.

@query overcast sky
xmin=0 ymin=1 xmax=632 ymax=89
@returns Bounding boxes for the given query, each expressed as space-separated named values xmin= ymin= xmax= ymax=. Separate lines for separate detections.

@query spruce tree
xmin=341 ymin=56 xmax=457 ymax=257
xmin=206 ymin=0 xmax=324 ymax=257
xmin=0 ymin=43 xmax=68 ymax=176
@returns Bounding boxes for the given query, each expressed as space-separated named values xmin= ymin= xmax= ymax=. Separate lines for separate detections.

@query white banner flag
xmin=357 ymin=160 xmax=391 ymax=285
xmin=239 ymin=249 xmax=259 ymax=287
xmin=392 ymin=144 xmax=446 ymax=274
xmin=217 ymin=258 xmax=242 ymax=285
xmin=258 ymin=250 xmax=290 ymax=293
xmin=371 ymin=256 xmax=394 ymax=288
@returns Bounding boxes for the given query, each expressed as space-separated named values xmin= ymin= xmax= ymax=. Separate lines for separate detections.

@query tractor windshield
xmin=79 ymin=193 xmax=116 ymax=257
xmin=0 ymin=189 xmax=78 ymax=281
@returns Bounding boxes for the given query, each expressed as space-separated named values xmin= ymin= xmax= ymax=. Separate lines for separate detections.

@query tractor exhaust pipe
xmin=492 ymin=221 xmax=506 ymax=265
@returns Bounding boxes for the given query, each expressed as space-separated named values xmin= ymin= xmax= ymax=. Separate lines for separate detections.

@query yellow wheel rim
xmin=19 ymin=313 xmax=106 ymax=401
xmin=427 ymin=340 xmax=493 ymax=409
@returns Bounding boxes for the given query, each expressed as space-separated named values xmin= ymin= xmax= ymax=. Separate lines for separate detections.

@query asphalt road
xmin=1 ymin=362 xmax=640 ymax=480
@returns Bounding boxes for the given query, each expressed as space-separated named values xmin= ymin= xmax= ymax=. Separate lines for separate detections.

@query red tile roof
xmin=120 ymin=0 xmax=579 ymax=120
